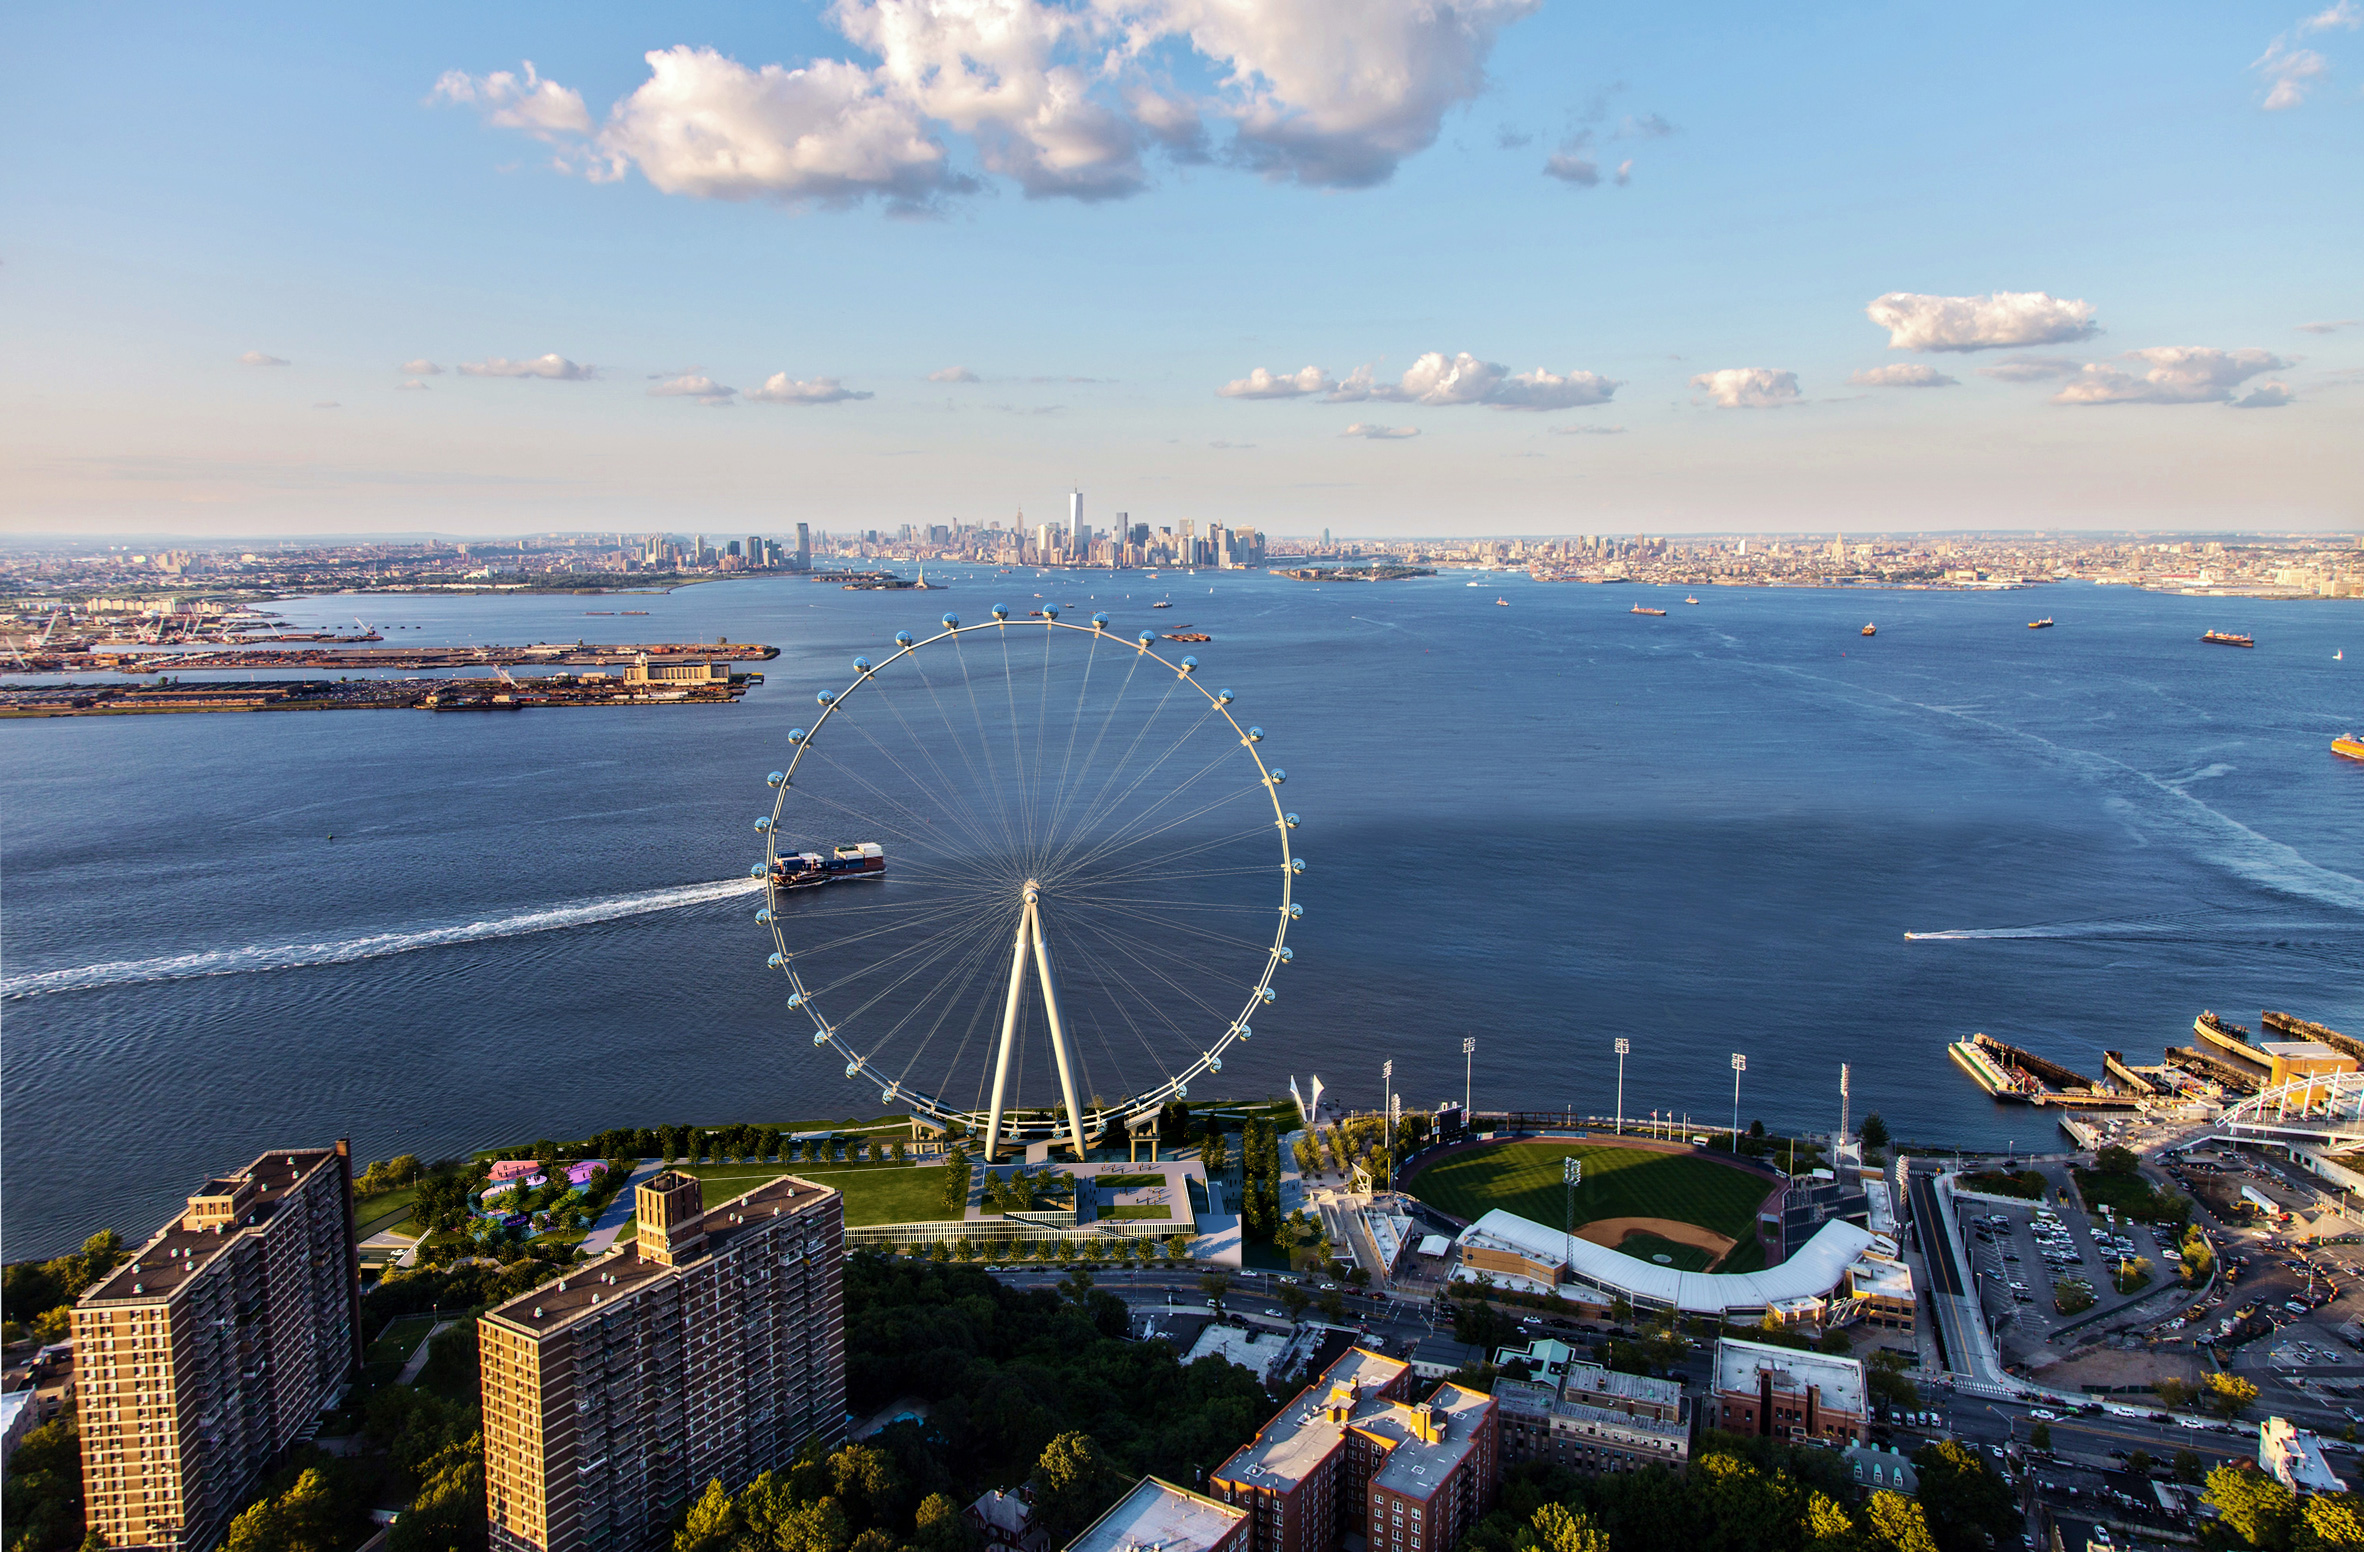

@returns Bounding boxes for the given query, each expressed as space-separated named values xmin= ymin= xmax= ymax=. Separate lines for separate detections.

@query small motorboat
xmin=1861 ymin=623 xmax=1877 ymax=636
xmin=1495 ymin=597 xmax=1509 ymax=606
xmin=1684 ymin=596 xmax=1700 ymax=605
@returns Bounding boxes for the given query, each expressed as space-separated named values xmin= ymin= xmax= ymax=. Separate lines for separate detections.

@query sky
xmin=3 ymin=0 xmax=2360 ymax=539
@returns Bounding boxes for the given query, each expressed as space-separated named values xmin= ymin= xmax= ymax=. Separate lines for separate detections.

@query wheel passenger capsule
xmin=767 ymin=770 xmax=787 ymax=787
xmin=1245 ymin=726 xmax=1263 ymax=742
xmin=1283 ymin=813 xmax=1300 ymax=828
xmin=993 ymin=605 xmax=1010 ymax=620
xmin=942 ymin=613 xmax=959 ymax=627
xmin=816 ymin=691 xmax=836 ymax=706
xmin=788 ymin=728 xmax=807 ymax=743
xmin=1217 ymin=688 xmax=1234 ymax=703
xmin=768 ymin=953 xmax=785 ymax=970
xmin=1092 ymin=612 xmax=1110 ymax=629
xmin=756 ymin=907 xmax=774 ymax=925
xmin=813 ymin=1030 xmax=829 ymax=1047
xmin=854 ymin=657 xmax=873 ymax=673
xmin=787 ymin=991 xmax=805 ymax=1007
xmin=749 ymin=863 xmax=769 ymax=879
xmin=1287 ymin=903 xmax=1304 ymax=919
xmin=1289 ymin=856 xmax=1305 ymax=873
xmin=755 ymin=817 xmax=772 ymax=832
xmin=1179 ymin=656 xmax=1197 ymax=673
xmin=1259 ymin=986 xmax=1277 ymax=1004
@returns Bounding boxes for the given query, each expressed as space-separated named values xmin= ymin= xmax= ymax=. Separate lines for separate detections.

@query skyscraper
xmin=75 ymin=1145 xmax=363 ymax=1552
xmin=480 ymin=1170 xmax=846 ymax=1552
xmin=796 ymin=523 xmax=811 ymax=571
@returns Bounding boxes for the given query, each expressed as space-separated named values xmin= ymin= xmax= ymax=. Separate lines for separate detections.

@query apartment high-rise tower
xmin=74 ymin=1145 xmax=363 ymax=1552
xmin=796 ymin=523 xmax=811 ymax=571
xmin=480 ymin=1171 xmax=846 ymax=1552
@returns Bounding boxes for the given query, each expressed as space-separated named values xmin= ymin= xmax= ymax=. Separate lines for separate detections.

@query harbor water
xmin=4 ymin=569 xmax=2359 ymax=1255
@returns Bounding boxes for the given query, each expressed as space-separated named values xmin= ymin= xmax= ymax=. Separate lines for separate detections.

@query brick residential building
xmin=1709 ymin=1338 xmax=1867 ymax=1445
xmin=1209 ymin=1349 xmax=1498 ymax=1552
xmin=479 ymin=1170 xmax=845 ymax=1552
xmin=74 ymin=1145 xmax=363 ymax=1552
xmin=1493 ymin=1359 xmax=1690 ymax=1477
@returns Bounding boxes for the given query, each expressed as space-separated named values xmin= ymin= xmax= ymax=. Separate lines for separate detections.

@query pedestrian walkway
xmin=397 ymin=1320 xmax=454 ymax=1387
xmin=579 ymin=1159 xmax=662 ymax=1255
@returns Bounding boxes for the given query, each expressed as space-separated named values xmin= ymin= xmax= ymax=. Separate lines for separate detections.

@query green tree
xmin=1029 ymin=1432 xmax=1120 ymax=1546
xmin=2205 ymin=1463 xmax=2299 ymax=1551
xmin=1802 ymin=1490 xmax=1861 ymax=1552
xmin=1528 ymin=1503 xmax=1609 ymax=1552
xmin=1911 ymin=1440 xmax=2017 ymax=1552
xmin=1863 ymin=1490 xmax=1938 ymax=1552
xmin=3 ymin=1410 xmax=87 ymax=1552
xmin=1202 ymin=1130 xmax=1229 ymax=1178
xmin=387 ymin=1435 xmax=485 ymax=1552
xmin=940 ymin=1146 xmax=973 ymax=1218
xmin=2301 ymin=1494 xmax=2364 ymax=1550
xmin=2175 ymin=1449 xmax=2206 ymax=1483
xmin=2208 ymin=1373 xmax=2263 ymax=1419
xmin=1200 ymin=1270 xmax=1232 ymax=1309
xmin=1278 ymin=1286 xmax=1311 ymax=1323
xmin=914 ymin=1493 xmax=977 ymax=1552
xmin=2028 ymin=1422 xmax=2051 ymax=1452
xmin=673 ymin=1480 xmax=741 ymax=1552
xmin=1860 ymin=1113 xmax=1891 ymax=1151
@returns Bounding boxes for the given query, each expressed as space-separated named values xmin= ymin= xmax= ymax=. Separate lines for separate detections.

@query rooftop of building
xmin=1183 ymin=1324 xmax=1293 ymax=1383
xmin=79 ymin=1147 xmax=342 ymax=1308
xmin=1713 ymin=1338 xmax=1866 ymax=1415
xmin=1561 ymin=1360 xmax=1684 ymax=1412
xmin=1216 ymin=1348 xmax=1410 ymax=1490
xmin=1065 ymin=1477 xmax=1247 ymax=1552
xmin=2261 ymin=1417 xmax=2349 ymax=1494
xmin=484 ymin=1171 xmax=834 ymax=1339
xmin=1848 ymin=1253 xmax=1915 ymax=1301
xmin=1363 ymin=1382 xmax=1494 ymax=1501
xmin=2260 ymin=1042 xmax=2353 ymax=1065
xmin=1491 ymin=1382 xmax=1688 ymax=1445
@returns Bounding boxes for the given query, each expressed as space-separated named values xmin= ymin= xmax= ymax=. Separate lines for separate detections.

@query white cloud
xmin=401 ymin=359 xmax=445 ymax=375
xmin=2230 ymin=381 xmax=2295 ymax=408
xmin=1218 ymin=365 xmax=1333 ymax=399
xmin=1867 ymin=291 xmax=2100 ymax=353
xmin=1849 ymin=363 xmax=1959 ymax=388
xmin=240 ymin=351 xmax=289 ymax=367
xmin=592 ymin=47 xmax=966 ymax=210
xmin=1690 ymin=367 xmax=1799 ymax=409
xmin=1543 ymin=148 xmax=1598 ymax=186
xmin=1617 ymin=113 xmax=1675 ymax=138
xmin=458 ymin=354 xmax=598 ymax=380
xmin=437 ymin=0 xmax=1538 ymax=208
xmin=928 ymin=365 xmax=980 ymax=382
xmin=396 ymin=379 xmax=432 ymax=392
xmin=431 ymin=61 xmax=593 ymax=140
xmin=1550 ymin=423 xmax=1625 ymax=435
xmin=1976 ymin=353 xmax=2084 ymax=382
xmin=2050 ymin=347 xmax=2292 ymax=405
xmin=1154 ymin=0 xmax=1542 ymax=188
xmin=651 ymin=373 xmax=740 ymax=405
xmin=746 ymin=373 xmax=874 ymax=403
xmin=2256 ymin=40 xmax=2332 ymax=107
xmin=1226 ymin=353 xmax=1619 ymax=410
xmin=2298 ymin=319 xmax=2360 ymax=334
xmin=313 ymin=401 xmax=341 ymax=410
xmin=2255 ymin=5 xmax=2353 ymax=108
xmin=1613 ymin=158 xmax=1632 ymax=185
xmin=1341 ymin=422 xmax=1419 ymax=438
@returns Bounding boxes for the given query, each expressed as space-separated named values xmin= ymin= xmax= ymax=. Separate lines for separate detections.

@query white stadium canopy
xmin=1457 ymin=1208 xmax=1888 ymax=1317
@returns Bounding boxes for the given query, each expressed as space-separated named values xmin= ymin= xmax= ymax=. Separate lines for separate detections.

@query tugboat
xmin=2201 ymin=630 xmax=2255 ymax=648
xmin=1861 ymin=622 xmax=1877 ymax=637
xmin=2335 ymin=734 xmax=2364 ymax=763
xmin=1151 ymin=600 xmax=1173 ymax=609
xmin=1684 ymin=595 xmax=1700 ymax=605
xmin=769 ymin=843 xmax=886 ymax=889
xmin=2028 ymin=617 xmax=2054 ymax=629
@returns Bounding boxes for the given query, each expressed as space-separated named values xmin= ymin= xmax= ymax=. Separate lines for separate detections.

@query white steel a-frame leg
xmin=982 ymin=879 xmax=1090 ymax=1163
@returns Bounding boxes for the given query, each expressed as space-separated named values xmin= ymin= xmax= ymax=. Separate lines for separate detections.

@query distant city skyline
xmin=4 ymin=0 xmax=2358 ymax=535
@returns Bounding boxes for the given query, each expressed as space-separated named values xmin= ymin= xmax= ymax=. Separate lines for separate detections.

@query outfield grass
xmin=673 ymin=1162 xmax=957 ymax=1226
xmin=1407 ymin=1141 xmax=1770 ymax=1244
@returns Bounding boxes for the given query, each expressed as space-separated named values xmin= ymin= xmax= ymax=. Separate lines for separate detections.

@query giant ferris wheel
xmin=752 ymin=606 xmax=1300 ymax=1160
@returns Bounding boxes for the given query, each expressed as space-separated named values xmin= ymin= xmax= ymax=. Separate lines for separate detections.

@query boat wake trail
xmin=1904 ymin=911 xmax=2354 ymax=942
xmin=2 ymin=877 xmax=765 ymax=999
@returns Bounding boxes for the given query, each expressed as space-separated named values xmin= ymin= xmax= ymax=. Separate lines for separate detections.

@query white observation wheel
xmin=753 ymin=607 xmax=1300 ymax=1159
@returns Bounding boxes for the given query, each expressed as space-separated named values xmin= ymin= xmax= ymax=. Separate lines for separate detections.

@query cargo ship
xmin=769 ymin=842 xmax=885 ymax=889
xmin=2028 ymin=618 xmax=2054 ymax=629
xmin=1861 ymin=623 xmax=1876 ymax=636
xmin=2335 ymin=734 xmax=2364 ymax=763
xmin=1631 ymin=604 xmax=1668 ymax=616
xmin=1947 ymin=1031 xmax=2131 ymax=1108
xmin=2201 ymin=630 xmax=2254 ymax=648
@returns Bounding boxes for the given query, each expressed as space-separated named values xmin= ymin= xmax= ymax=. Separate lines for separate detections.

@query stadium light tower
xmin=1614 ymin=1039 xmax=1631 ymax=1137
xmin=1730 ymin=1053 xmax=1747 ymax=1150
xmin=1462 ymin=1037 xmax=1475 ymax=1118
xmin=1563 ymin=1155 xmax=1582 ymax=1283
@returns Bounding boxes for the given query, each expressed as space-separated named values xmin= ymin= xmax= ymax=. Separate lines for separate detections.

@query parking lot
xmin=1962 ymin=1192 xmax=2179 ymax=1347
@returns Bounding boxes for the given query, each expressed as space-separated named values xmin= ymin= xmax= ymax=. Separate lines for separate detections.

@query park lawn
xmin=675 ymin=1162 xmax=957 ymax=1226
xmin=1097 ymin=1173 xmax=1163 ymax=1189
xmin=355 ymin=1185 xmax=420 ymax=1238
xmin=365 ymin=1314 xmax=437 ymax=1367
xmin=1407 ymin=1141 xmax=1770 ymax=1244
xmin=1104 ymin=1204 xmax=1173 ymax=1221
xmin=1614 ymin=1233 xmax=1716 ymax=1273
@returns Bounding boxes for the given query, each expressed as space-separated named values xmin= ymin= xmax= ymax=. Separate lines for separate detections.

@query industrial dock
xmin=1948 ymin=1008 xmax=2359 ymax=1123
xmin=1 ymin=661 xmax=761 ymax=716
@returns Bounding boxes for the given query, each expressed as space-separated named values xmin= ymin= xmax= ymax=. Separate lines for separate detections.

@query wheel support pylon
xmin=983 ymin=879 xmax=1089 ymax=1163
